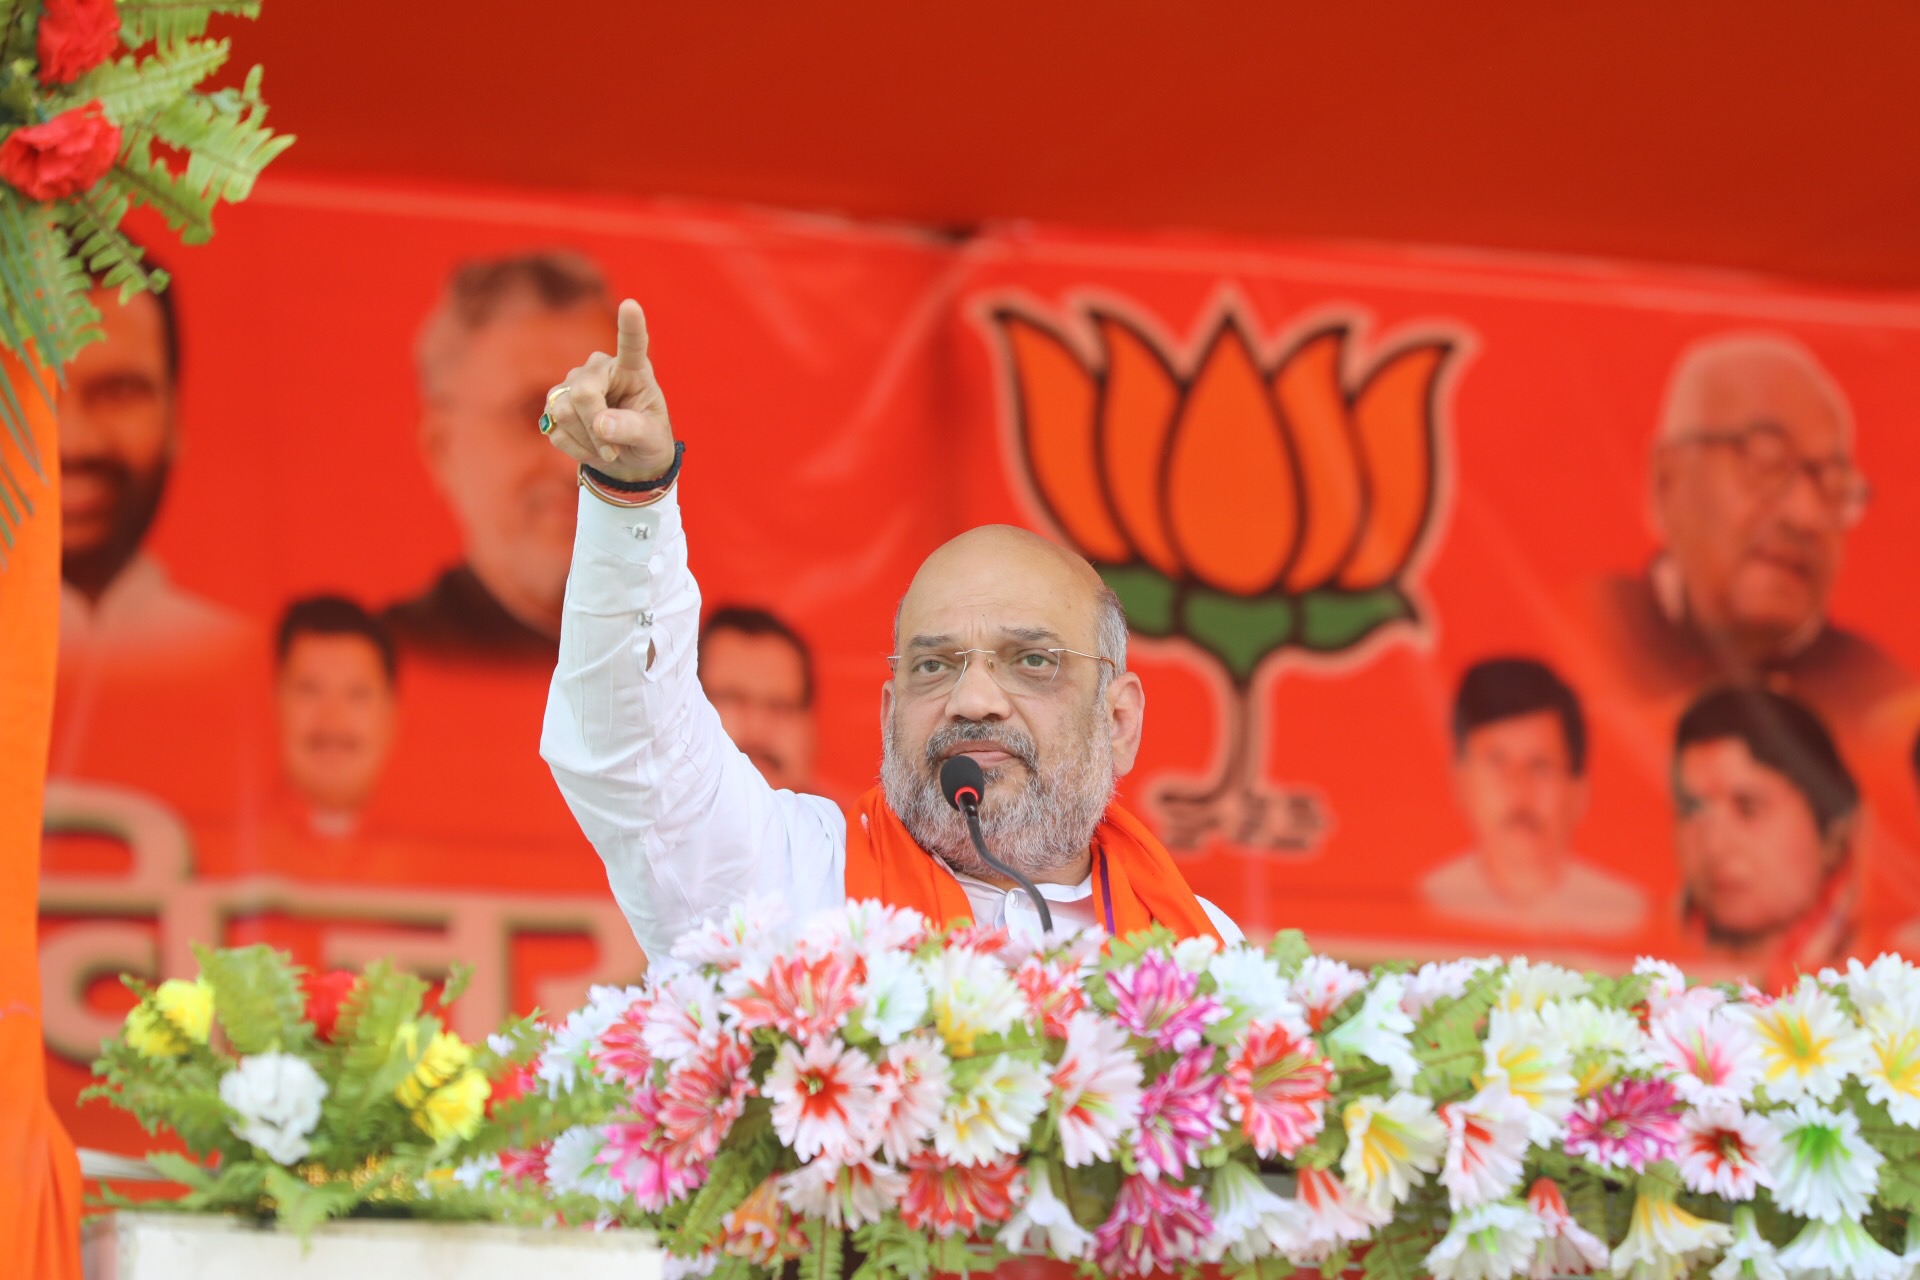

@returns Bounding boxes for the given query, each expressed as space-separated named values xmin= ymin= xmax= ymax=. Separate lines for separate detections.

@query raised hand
xmin=541 ymin=298 xmax=677 ymax=483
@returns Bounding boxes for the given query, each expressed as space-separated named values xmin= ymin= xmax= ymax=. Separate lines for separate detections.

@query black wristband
xmin=583 ymin=441 xmax=685 ymax=493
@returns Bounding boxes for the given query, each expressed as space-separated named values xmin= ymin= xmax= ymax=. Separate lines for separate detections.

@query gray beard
xmin=880 ymin=701 xmax=1116 ymax=883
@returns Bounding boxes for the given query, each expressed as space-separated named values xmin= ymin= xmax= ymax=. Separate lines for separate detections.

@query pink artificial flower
xmin=899 ymin=1151 xmax=1024 ymax=1237
xmin=1563 ymin=1078 xmax=1682 ymax=1172
xmin=1647 ymin=1004 xmax=1760 ymax=1109
xmin=1133 ymin=1048 xmax=1229 ymax=1181
xmin=591 ymin=997 xmax=653 ymax=1088
xmin=725 ymin=949 xmax=866 ymax=1044
xmin=1526 ymin=1177 xmax=1610 ymax=1276
xmin=657 ymin=1034 xmax=756 ymax=1165
xmin=1051 ymin=1012 xmax=1145 ymax=1167
xmin=599 ymin=1091 xmax=706 ymax=1210
xmin=1290 ymin=956 xmax=1369 ymax=1031
xmin=1676 ymin=1103 xmax=1779 ymax=1200
xmin=1105 ymin=953 xmax=1226 ymax=1052
xmin=643 ymin=970 xmax=724 ymax=1064
xmin=1224 ymin=1020 xmax=1333 ymax=1159
xmin=871 ymin=1033 xmax=952 ymax=1163
xmin=499 ymin=1141 xmax=551 ymax=1186
xmin=764 ymin=1036 xmax=883 ymax=1161
xmin=1013 ymin=956 xmax=1088 ymax=1038
xmin=946 ymin=924 xmax=1011 ymax=954
xmin=1093 ymin=1174 xmax=1213 ymax=1277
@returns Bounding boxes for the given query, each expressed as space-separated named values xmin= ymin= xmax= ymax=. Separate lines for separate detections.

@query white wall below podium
xmin=83 ymin=1211 xmax=665 ymax=1280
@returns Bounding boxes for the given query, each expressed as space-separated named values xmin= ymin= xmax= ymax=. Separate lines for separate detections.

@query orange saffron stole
xmin=842 ymin=787 xmax=1222 ymax=943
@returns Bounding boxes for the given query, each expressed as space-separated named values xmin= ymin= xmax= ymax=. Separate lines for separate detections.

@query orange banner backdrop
xmin=44 ymin=176 xmax=1920 ymax=1156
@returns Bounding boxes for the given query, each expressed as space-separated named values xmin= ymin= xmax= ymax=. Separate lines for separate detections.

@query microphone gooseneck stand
xmin=938 ymin=755 xmax=1054 ymax=935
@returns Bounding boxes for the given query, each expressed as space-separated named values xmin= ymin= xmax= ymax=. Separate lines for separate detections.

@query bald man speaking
xmin=1594 ymin=332 xmax=1909 ymax=724
xmin=537 ymin=301 xmax=1239 ymax=955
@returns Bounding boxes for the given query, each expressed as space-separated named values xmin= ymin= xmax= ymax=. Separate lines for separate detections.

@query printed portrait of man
xmin=697 ymin=605 xmax=819 ymax=795
xmin=274 ymin=595 xmax=399 ymax=838
xmin=1670 ymin=685 xmax=1859 ymax=985
xmin=57 ymin=278 xmax=248 ymax=665
xmin=1591 ymin=332 xmax=1909 ymax=725
xmin=384 ymin=251 xmax=618 ymax=664
xmin=1421 ymin=657 xmax=1645 ymax=936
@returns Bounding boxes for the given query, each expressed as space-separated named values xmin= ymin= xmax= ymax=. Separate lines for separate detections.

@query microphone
xmin=938 ymin=755 xmax=1054 ymax=935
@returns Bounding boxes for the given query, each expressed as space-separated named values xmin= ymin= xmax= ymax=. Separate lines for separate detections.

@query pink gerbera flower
xmin=1563 ymin=1078 xmax=1681 ymax=1172
xmin=872 ymin=1033 xmax=952 ymax=1163
xmin=591 ymin=997 xmax=653 ymax=1088
xmin=725 ymin=949 xmax=866 ymax=1044
xmin=1013 ymin=956 xmax=1088 ymax=1038
xmin=1134 ymin=1048 xmax=1229 ymax=1181
xmin=764 ymin=1036 xmax=883 ymax=1161
xmin=899 ymin=1152 xmax=1024 ymax=1237
xmin=599 ymin=1091 xmax=706 ymax=1210
xmin=1105 ymin=953 xmax=1226 ymax=1052
xmin=657 ymin=1034 xmax=756 ymax=1165
xmin=1051 ymin=1012 xmax=1145 ymax=1167
xmin=1093 ymin=1175 xmax=1213 ymax=1277
xmin=1676 ymin=1103 xmax=1779 ymax=1200
xmin=1224 ymin=1020 xmax=1333 ymax=1159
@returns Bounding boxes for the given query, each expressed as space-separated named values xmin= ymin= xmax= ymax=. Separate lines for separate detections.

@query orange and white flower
xmin=764 ymin=1036 xmax=884 ymax=1162
xmin=871 ymin=1032 xmax=951 ymax=1163
xmin=1676 ymin=1103 xmax=1777 ymax=1201
xmin=1049 ymin=1012 xmax=1143 ymax=1167
xmin=1291 ymin=956 xmax=1368 ymax=1031
xmin=1341 ymin=1092 xmax=1446 ymax=1213
xmin=1525 ymin=1178 xmax=1608 ymax=1278
xmin=1439 ymin=1084 xmax=1530 ymax=1211
xmin=776 ymin=1155 xmax=907 ymax=1229
xmin=1289 ymin=1165 xmax=1392 ymax=1263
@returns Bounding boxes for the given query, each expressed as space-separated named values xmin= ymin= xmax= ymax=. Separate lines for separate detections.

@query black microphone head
xmin=939 ymin=754 xmax=986 ymax=812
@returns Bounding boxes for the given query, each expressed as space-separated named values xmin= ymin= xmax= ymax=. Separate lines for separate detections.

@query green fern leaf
xmin=118 ymin=0 xmax=261 ymax=48
xmin=74 ymin=39 xmax=230 ymax=123
xmin=104 ymin=152 xmax=216 ymax=243
xmin=1879 ymin=1159 xmax=1920 ymax=1213
xmin=155 ymin=92 xmax=294 ymax=206
xmin=798 ymin=1222 xmax=845 ymax=1280
xmin=195 ymin=943 xmax=309 ymax=1054
xmin=1360 ymin=1222 xmax=1435 ymax=1280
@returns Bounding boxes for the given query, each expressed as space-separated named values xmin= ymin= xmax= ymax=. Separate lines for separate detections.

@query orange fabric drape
xmin=843 ymin=786 xmax=1222 ymax=942
xmin=0 ymin=353 xmax=83 ymax=1280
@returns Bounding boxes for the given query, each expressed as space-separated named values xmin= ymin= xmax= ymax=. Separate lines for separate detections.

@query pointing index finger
xmin=613 ymin=299 xmax=650 ymax=373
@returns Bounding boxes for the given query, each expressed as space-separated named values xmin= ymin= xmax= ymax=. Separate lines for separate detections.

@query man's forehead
xmin=898 ymin=541 xmax=1099 ymax=644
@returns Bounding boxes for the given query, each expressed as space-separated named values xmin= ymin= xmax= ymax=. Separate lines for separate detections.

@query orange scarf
xmin=843 ymin=786 xmax=1222 ymax=942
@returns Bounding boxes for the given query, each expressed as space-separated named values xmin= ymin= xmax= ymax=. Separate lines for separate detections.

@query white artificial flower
xmin=1768 ymin=1099 xmax=1882 ymax=1223
xmin=1439 ymin=1084 xmax=1531 ymax=1211
xmin=218 ymin=1052 xmax=329 ymax=1166
xmin=1341 ymin=1091 xmax=1446 ymax=1214
xmin=802 ymin=899 xmax=926 ymax=964
xmin=1326 ymin=973 xmax=1419 ymax=1089
xmin=673 ymin=896 xmax=793 ymax=970
xmin=935 ymin=1052 xmax=1050 ymax=1163
xmin=545 ymin=1125 xmax=624 ymax=1203
xmin=661 ymin=1252 xmax=720 ymax=1280
xmin=538 ymin=983 xmax=641 ymax=1096
xmin=1610 ymin=1195 xmax=1733 ymax=1280
xmin=1711 ymin=1207 xmax=1786 ymax=1280
xmin=999 ymin=1162 xmax=1092 ymax=1260
xmin=1775 ymin=1219 xmax=1902 ymax=1280
xmin=1676 ymin=1103 xmax=1778 ymax=1201
xmin=1861 ymin=991 xmax=1920 ymax=1126
xmin=1290 ymin=956 xmax=1368 ymax=1030
xmin=1649 ymin=1003 xmax=1761 ymax=1110
xmin=449 ymin=1154 xmax=501 ymax=1191
xmin=1729 ymin=977 xmax=1870 ymax=1104
xmin=922 ymin=946 xmax=1028 ymax=1054
xmin=1402 ymin=958 xmax=1497 ymax=1020
xmin=1204 ymin=1161 xmax=1307 ymax=1263
xmin=856 ymin=961 xmax=930 ymax=1046
xmin=1842 ymin=954 xmax=1920 ymax=1018
xmin=1497 ymin=959 xmax=1589 ymax=1012
xmin=1480 ymin=1007 xmax=1578 ymax=1144
xmin=642 ymin=969 xmax=725 ymax=1065
xmin=777 ymin=1156 xmax=907 ymax=1229
xmin=1426 ymin=1201 xmax=1545 ymax=1280
xmin=1207 ymin=947 xmax=1308 ymax=1039
xmin=1173 ymin=935 xmax=1221 ymax=974
xmin=1525 ymin=1178 xmax=1608 ymax=1279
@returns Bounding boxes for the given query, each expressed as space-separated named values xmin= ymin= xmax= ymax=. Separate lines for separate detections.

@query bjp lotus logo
xmin=988 ymin=298 xmax=1462 ymax=850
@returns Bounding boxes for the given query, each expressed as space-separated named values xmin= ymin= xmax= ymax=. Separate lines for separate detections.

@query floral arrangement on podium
xmin=93 ymin=909 xmax=1920 ymax=1280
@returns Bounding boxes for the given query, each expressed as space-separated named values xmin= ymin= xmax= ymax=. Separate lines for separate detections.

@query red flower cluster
xmin=302 ymin=969 xmax=360 ymax=1043
xmin=0 ymin=101 xmax=120 ymax=201
xmin=37 ymin=0 xmax=120 ymax=85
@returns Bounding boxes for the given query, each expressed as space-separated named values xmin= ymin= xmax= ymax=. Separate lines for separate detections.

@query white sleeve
xmin=1197 ymin=897 xmax=1246 ymax=947
xmin=540 ymin=484 xmax=847 ymax=958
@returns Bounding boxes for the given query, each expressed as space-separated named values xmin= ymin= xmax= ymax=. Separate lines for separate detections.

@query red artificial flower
xmin=302 ymin=969 xmax=360 ymax=1042
xmin=487 ymin=1060 xmax=539 ymax=1118
xmin=0 ymin=101 xmax=120 ymax=201
xmin=37 ymin=0 xmax=120 ymax=85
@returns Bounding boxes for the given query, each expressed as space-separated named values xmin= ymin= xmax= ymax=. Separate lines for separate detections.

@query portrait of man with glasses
xmin=1590 ymin=332 xmax=1911 ymax=726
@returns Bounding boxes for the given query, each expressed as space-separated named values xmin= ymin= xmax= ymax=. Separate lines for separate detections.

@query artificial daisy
xmin=923 ymin=946 xmax=1029 ymax=1055
xmin=1648 ymin=1003 xmax=1760 ymax=1110
xmin=1224 ymin=1019 xmax=1333 ymax=1159
xmin=1775 ymin=1218 xmax=1902 ymax=1280
xmin=720 ymin=1175 xmax=806 ymax=1266
xmin=1174 ymin=935 xmax=1221 ymax=973
xmin=998 ymin=1163 xmax=1093 ymax=1261
xmin=641 ymin=969 xmax=725 ymax=1065
xmin=764 ymin=1035 xmax=883 ymax=1162
xmin=801 ymin=898 xmax=926 ymax=962
xmin=1092 ymin=1174 xmax=1213 ymax=1278
xmin=1011 ymin=955 xmax=1087 ymax=1039
xmin=1840 ymin=953 xmax=1920 ymax=1017
xmin=1498 ymin=959 xmax=1590 ymax=1012
xmin=1341 ymin=1091 xmax=1447 ymax=1214
xmin=539 ymin=984 xmax=636 ymax=1095
xmin=1049 ymin=1011 xmax=1143 ymax=1166
xmin=1439 ymin=1083 xmax=1531 ymax=1211
xmin=776 ymin=1155 xmax=907 ymax=1229
xmin=1860 ymin=992 xmax=1920 ymax=1126
xmin=544 ymin=1124 xmax=625 ymax=1203
xmin=1768 ymin=1098 xmax=1882 ymax=1222
xmin=1730 ymin=976 xmax=1869 ymax=1104
xmin=1539 ymin=996 xmax=1649 ymax=1095
xmin=1525 ymin=1178 xmax=1609 ymax=1278
xmin=935 ymin=1051 xmax=1050 ymax=1164
xmin=899 ymin=1151 xmax=1024 ymax=1238
xmin=1291 ymin=955 xmax=1369 ymax=1031
xmin=871 ymin=1032 xmax=952 ymax=1163
xmin=1402 ymin=957 xmax=1496 ymax=1019
xmin=670 ymin=896 xmax=791 ymax=971
xmin=1676 ymin=1103 xmax=1777 ymax=1200
xmin=1206 ymin=947 xmax=1308 ymax=1039
xmin=1133 ymin=1047 xmax=1228 ymax=1181
xmin=855 ymin=960 xmax=930 ymax=1047
xmin=1104 ymin=952 xmax=1226 ymax=1053
xmin=1709 ymin=1206 xmax=1785 ymax=1280
xmin=1326 ymin=972 xmax=1420 ymax=1089
xmin=1562 ymin=1077 xmax=1682 ymax=1173
xmin=1480 ymin=1006 xmax=1578 ymax=1143
xmin=1425 ymin=1200 xmax=1546 ymax=1280
xmin=1610 ymin=1194 xmax=1733 ymax=1280
xmin=1204 ymin=1160 xmax=1306 ymax=1263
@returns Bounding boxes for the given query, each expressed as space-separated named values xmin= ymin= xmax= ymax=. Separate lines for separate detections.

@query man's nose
xmin=1773 ymin=463 xmax=1835 ymax=533
xmin=943 ymin=656 xmax=1012 ymax=722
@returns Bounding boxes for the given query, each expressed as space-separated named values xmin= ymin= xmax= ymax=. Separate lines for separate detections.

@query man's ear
xmin=1823 ymin=811 xmax=1859 ymax=872
xmin=1107 ymin=671 xmax=1146 ymax=776
xmin=879 ymin=680 xmax=894 ymax=737
xmin=419 ymin=408 xmax=454 ymax=496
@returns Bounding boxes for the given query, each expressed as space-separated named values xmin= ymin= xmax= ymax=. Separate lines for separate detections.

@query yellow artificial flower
xmin=154 ymin=978 xmax=214 ymax=1044
xmin=412 ymin=1067 xmax=490 ymax=1143
xmin=124 ymin=1004 xmax=187 ymax=1059
xmin=396 ymin=1030 xmax=473 ymax=1109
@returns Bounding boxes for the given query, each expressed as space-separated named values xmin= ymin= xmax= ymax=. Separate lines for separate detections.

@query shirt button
xmin=639 ymin=610 xmax=655 ymax=628
xmin=623 ymin=524 xmax=650 ymax=541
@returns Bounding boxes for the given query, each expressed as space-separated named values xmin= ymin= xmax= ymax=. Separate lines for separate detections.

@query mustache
xmin=923 ymin=720 xmax=1037 ymax=772
xmin=62 ymin=457 xmax=135 ymax=495
xmin=1500 ymin=810 xmax=1546 ymax=833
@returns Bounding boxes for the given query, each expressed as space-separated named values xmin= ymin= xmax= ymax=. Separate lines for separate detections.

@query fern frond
xmin=155 ymin=91 xmax=294 ymax=206
xmin=194 ymin=942 xmax=310 ymax=1055
xmin=118 ymin=0 xmax=260 ymax=49
xmin=104 ymin=151 xmax=216 ymax=243
xmin=75 ymin=39 xmax=231 ymax=124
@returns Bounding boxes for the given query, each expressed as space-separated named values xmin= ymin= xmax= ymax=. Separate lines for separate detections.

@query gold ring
xmin=546 ymin=384 xmax=570 ymax=409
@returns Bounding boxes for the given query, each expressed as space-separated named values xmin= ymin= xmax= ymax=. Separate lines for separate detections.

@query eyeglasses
xmin=886 ymin=645 xmax=1117 ymax=698
xmin=1667 ymin=421 xmax=1869 ymax=527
